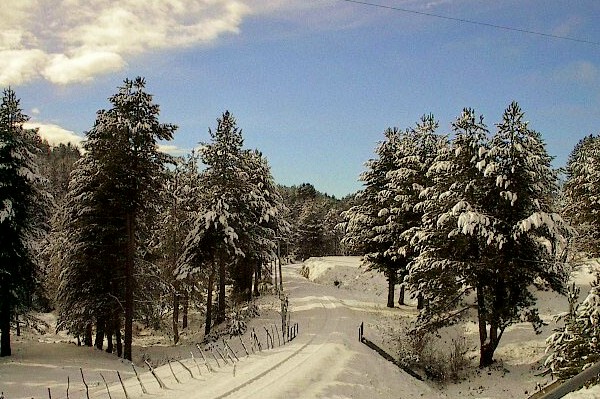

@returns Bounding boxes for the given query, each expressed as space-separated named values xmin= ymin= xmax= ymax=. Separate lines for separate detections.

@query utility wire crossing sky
xmin=4 ymin=0 xmax=600 ymax=198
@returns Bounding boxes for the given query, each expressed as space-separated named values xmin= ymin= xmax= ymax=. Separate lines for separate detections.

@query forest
xmin=1 ymin=77 xmax=600 ymax=387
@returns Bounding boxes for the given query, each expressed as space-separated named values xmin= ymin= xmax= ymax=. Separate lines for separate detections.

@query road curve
xmin=159 ymin=263 xmax=442 ymax=399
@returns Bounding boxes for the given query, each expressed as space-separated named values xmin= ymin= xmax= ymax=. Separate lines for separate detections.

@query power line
xmin=336 ymin=0 xmax=600 ymax=46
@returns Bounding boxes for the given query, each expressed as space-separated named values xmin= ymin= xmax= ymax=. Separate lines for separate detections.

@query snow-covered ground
xmin=1 ymin=256 xmax=599 ymax=398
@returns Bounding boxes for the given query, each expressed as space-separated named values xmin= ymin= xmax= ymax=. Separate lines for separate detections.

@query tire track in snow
xmin=213 ymin=294 xmax=338 ymax=399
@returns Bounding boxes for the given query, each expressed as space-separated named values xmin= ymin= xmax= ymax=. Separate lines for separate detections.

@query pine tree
xmin=153 ymin=153 xmax=202 ymax=343
xmin=54 ymin=78 xmax=175 ymax=360
xmin=562 ymin=135 xmax=600 ymax=260
xmin=232 ymin=149 xmax=288 ymax=301
xmin=406 ymin=108 xmax=491 ymax=332
xmin=545 ymin=279 xmax=600 ymax=382
xmin=341 ymin=127 xmax=408 ymax=307
xmin=53 ymin=152 xmax=125 ymax=351
xmin=0 ymin=88 xmax=50 ymax=356
xmin=295 ymin=199 xmax=328 ymax=260
xmin=179 ymin=112 xmax=289 ymax=335
xmin=384 ymin=116 xmax=445 ymax=308
xmin=545 ymin=134 xmax=600 ymax=381
xmin=407 ymin=104 xmax=571 ymax=367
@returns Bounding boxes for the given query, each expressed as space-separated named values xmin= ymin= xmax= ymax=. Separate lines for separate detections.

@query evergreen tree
xmin=545 ymin=280 xmax=600 ymax=383
xmin=232 ymin=149 xmax=288 ymax=301
xmin=383 ymin=116 xmax=445 ymax=308
xmin=408 ymin=104 xmax=571 ymax=367
xmin=179 ymin=112 xmax=288 ymax=335
xmin=341 ymin=127 xmax=408 ymax=307
xmin=545 ymin=134 xmax=600 ymax=381
xmin=0 ymin=88 xmax=50 ymax=356
xmin=562 ymin=135 xmax=600 ymax=259
xmin=151 ymin=154 xmax=201 ymax=344
xmin=295 ymin=198 xmax=328 ymax=260
xmin=54 ymin=77 xmax=175 ymax=360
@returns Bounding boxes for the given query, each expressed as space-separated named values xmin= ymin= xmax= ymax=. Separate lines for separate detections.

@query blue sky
xmin=4 ymin=1 xmax=600 ymax=198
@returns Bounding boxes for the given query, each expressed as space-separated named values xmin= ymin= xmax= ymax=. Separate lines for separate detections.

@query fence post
xmin=145 ymin=359 xmax=167 ymax=389
xmin=197 ymin=343 xmax=215 ymax=372
xmin=117 ymin=371 xmax=130 ymax=399
xmin=359 ymin=322 xmax=364 ymax=342
xmin=224 ymin=340 xmax=239 ymax=361
xmin=132 ymin=363 xmax=148 ymax=394
xmin=191 ymin=351 xmax=203 ymax=376
xmin=80 ymin=368 xmax=90 ymax=399
xmin=215 ymin=346 xmax=228 ymax=365
xmin=177 ymin=359 xmax=195 ymax=379
xmin=100 ymin=372 xmax=113 ymax=399
xmin=239 ymin=336 xmax=250 ymax=357
xmin=168 ymin=359 xmax=181 ymax=383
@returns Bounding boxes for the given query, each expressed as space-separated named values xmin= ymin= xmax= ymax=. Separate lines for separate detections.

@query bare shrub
xmin=396 ymin=325 xmax=471 ymax=383
xmin=299 ymin=264 xmax=310 ymax=279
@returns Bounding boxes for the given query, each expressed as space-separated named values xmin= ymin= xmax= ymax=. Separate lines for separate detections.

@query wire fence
xmin=16 ymin=321 xmax=300 ymax=399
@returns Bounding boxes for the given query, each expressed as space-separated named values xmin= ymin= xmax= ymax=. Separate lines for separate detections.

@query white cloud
xmin=0 ymin=0 xmax=451 ymax=86
xmin=553 ymin=61 xmax=599 ymax=85
xmin=43 ymin=51 xmax=126 ymax=84
xmin=0 ymin=49 xmax=47 ymax=85
xmin=157 ymin=143 xmax=189 ymax=156
xmin=0 ymin=0 xmax=253 ymax=86
xmin=24 ymin=122 xmax=84 ymax=147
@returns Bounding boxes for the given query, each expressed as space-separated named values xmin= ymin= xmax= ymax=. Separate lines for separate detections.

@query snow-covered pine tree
xmin=545 ymin=135 xmax=600 ymax=381
xmin=406 ymin=108 xmax=491 ymax=334
xmin=545 ymin=279 xmax=600 ymax=383
xmin=53 ymin=152 xmax=124 ymax=351
xmin=476 ymin=102 xmax=570 ymax=366
xmin=0 ymin=88 xmax=51 ymax=356
xmin=55 ymin=78 xmax=176 ymax=360
xmin=341 ymin=127 xmax=408 ymax=307
xmin=406 ymin=104 xmax=570 ymax=367
xmin=385 ymin=116 xmax=445 ymax=308
xmin=180 ymin=111 xmax=286 ymax=334
xmin=295 ymin=199 xmax=328 ymax=260
xmin=562 ymin=135 xmax=600 ymax=260
xmin=150 ymin=153 xmax=202 ymax=344
xmin=231 ymin=149 xmax=289 ymax=301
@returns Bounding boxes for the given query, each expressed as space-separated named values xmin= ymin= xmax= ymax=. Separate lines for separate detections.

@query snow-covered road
xmin=156 ymin=263 xmax=440 ymax=399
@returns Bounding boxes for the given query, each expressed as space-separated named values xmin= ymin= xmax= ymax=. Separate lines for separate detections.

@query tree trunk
xmin=386 ymin=268 xmax=396 ymax=308
xmin=106 ymin=327 xmax=113 ymax=354
xmin=253 ymin=259 xmax=261 ymax=297
xmin=477 ymin=283 xmax=499 ymax=368
xmin=217 ymin=258 xmax=226 ymax=324
xmin=182 ymin=293 xmax=189 ymax=330
xmin=95 ymin=317 xmax=105 ymax=350
xmin=417 ymin=293 xmax=425 ymax=310
xmin=124 ymin=212 xmax=135 ymax=361
xmin=205 ymin=271 xmax=214 ymax=336
xmin=115 ymin=317 xmax=122 ymax=358
xmin=172 ymin=291 xmax=180 ymax=345
xmin=398 ymin=284 xmax=405 ymax=306
xmin=84 ymin=323 xmax=93 ymax=347
xmin=0 ymin=300 xmax=11 ymax=357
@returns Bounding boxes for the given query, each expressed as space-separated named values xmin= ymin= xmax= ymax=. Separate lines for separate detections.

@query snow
xmin=2 ymin=257 xmax=600 ymax=398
